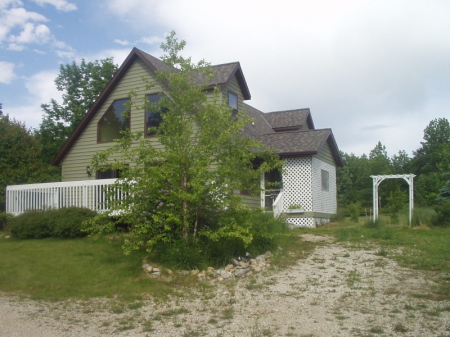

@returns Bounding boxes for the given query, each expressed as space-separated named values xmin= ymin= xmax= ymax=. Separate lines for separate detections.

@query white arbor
xmin=371 ymin=174 xmax=416 ymax=226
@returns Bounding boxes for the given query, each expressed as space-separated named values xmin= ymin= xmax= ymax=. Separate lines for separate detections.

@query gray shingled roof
xmin=255 ymin=129 xmax=332 ymax=155
xmin=264 ymin=109 xmax=313 ymax=129
xmin=139 ymin=50 xmax=246 ymax=94
xmin=243 ymin=103 xmax=274 ymax=139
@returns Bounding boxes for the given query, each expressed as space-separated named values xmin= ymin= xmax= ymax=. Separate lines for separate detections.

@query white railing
xmin=5 ymin=179 xmax=122 ymax=215
xmin=272 ymin=191 xmax=284 ymax=218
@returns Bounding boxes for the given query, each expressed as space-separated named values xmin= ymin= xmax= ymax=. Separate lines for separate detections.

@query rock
xmin=220 ymin=271 xmax=232 ymax=279
xmin=238 ymin=262 xmax=249 ymax=268
xmin=179 ymin=270 xmax=190 ymax=275
xmin=231 ymin=258 xmax=239 ymax=266
xmin=152 ymin=272 xmax=161 ymax=279
xmin=152 ymin=267 xmax=160 ymax=273
xmin=235 ymin=268 xmax=251 ymax=277
xmin=142 ymin=263 xmax=151 ymax=270
xmin=145 ymin=266 xmax=153 ymax=273
xmin=166 ymin=269 xmax=173 ymax=275
xmin=225 ymin=264 xmax=234 ymax=272
xmin=191 ymin=269 xmax=199 ymax=275
xmin=255 ymin=255 xmax=266 ymax=262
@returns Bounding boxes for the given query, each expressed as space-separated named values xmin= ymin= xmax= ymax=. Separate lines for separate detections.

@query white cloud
xmin=114 ymin=39 xmax=130 ymax=46
xmin=114 ymin=36 xmax=163 ymax=46
xmin=55 ymin=49 xmax=75 ymax=59
xmin=0 ymin=0 xmax=22 ymax=10
xmin=9 ymin=22 xmax=51 ymax=44
xmin=0 ymin=60 xmax=15 ymax=83
xmin=0 ymin=6 xmax=48 ymax=42
xmin=6 ymin=70 xmax=62 ymax=128
xmin=0 ymin=3 xmax=74 ymax=53
xmin=32 ymin=0 xmax=76 ymax=12
xmin=86 ymin=48 xmax=132 ymax=66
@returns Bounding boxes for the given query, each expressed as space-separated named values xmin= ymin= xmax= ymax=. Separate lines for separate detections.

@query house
xmin=7 ymin=48 xmax=343 ymax=227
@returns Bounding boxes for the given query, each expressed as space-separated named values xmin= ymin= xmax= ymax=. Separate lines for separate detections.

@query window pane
xmin=146 ymin=93 xmax=166 ymax=136
xmin=228 ymin=92 xmax=238 ymax=116
xmin=98 ymin=98 xmax=130 ymax=142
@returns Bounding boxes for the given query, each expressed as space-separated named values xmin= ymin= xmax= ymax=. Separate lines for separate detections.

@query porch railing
xmin=6 ymin=179 xmax=120 ymax=216
xmin=272 ymin=191 xmax=284 ymax=218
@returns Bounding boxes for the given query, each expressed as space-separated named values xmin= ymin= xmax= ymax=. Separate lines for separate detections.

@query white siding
xmin=311 ymin=157 xmax=337 ymax=215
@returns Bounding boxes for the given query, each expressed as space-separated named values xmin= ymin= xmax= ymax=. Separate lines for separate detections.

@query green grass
xmin=0 ymin=235 xmax=173 ymax=300
xmin=1 ymin=210 xmax=449 ymax=302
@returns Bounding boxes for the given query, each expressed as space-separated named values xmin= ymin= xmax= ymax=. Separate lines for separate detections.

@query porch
xmin=5 ymin=179 xmax=121 ymax=216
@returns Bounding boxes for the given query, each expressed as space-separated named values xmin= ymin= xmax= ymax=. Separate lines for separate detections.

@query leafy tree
xmin=0 ymin=115 xmax=59 ymax=211
xmin=86 ymin=32 xmax=282 ymax=254
xmin=412 ymin=118 xmax=450 ymax=205
xmin=38 ymin=58 xmax=118 ymax=164
xmin=391 ymin=150 xmax=412 ymax=174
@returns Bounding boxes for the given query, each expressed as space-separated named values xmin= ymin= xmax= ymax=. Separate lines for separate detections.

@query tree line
xmin=337 ymin=117 xmax=450 ymax=219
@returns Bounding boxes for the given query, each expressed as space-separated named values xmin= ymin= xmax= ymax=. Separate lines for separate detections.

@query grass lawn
xmin=1 ymin=212 xmax=449 ymax=301
xmin=0 ymin=235 xmax=174 ymax=300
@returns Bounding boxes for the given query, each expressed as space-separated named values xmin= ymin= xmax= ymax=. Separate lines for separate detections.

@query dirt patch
xmin=1 ymin=235 xmax=449 ymax=337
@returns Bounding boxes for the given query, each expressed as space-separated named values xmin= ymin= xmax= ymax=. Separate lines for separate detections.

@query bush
xmin=51 ymin=208 xmax=98 ymax=238
xmin=431 ymin=202 xmax=450 ymax=227
xmin=347 ymin=202 xmax=361 ymax=223
xmin=150 ymin=208 xmax=290 ymax=269
xmin=9 ymin=207 xmax=97 ymax=239
xmin=0 ymin=212 xmax=13 ymax=231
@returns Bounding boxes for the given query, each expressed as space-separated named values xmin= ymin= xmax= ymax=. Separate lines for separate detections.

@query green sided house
xmin=6 ymin=48 xmax=343 ymax=227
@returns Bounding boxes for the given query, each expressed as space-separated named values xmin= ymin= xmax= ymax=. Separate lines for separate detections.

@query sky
xmin=1 ymin=0 xmax=449 ymax=157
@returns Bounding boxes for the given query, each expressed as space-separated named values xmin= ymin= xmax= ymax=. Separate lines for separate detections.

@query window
xmin=228 ymin=92 xmax=238 ymax=116
xmin=321 ymin=169 xmax=329 ymax=192
xmin=96 ymin=168 xmax=121 ymax=179
xmin=98 ymin=98 xmax=130 ymax=142
xmin=145 ymin=93 xmax=167 ymax=136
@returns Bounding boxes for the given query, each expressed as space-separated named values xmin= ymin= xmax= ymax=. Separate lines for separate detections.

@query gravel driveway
xmin=1 ymin=234 xmax=449 ymax=337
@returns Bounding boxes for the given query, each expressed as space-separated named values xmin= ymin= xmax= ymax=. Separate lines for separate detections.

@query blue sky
xmin=1 ymin=0 xmax=450 ymax=157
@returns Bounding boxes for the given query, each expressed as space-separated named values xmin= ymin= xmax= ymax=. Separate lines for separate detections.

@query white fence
xmin=272 ymin=191 xmax=284 ymax=218
xmin=6 ymin=179 xmax=121 ymax=216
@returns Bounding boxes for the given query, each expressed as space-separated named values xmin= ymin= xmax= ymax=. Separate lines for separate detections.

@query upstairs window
xmin=98 ymin=98 xmax=130 ymax=142
xmin=228 ymin=92 xmax=238 ymax=116
xmin=146 ymin=93 xmax=167 ymax=136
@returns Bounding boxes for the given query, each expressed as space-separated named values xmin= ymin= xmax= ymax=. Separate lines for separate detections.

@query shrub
xmin=0 ymin=212 xmax=12 ymax=231
xmin=9 ymin=207 xmax=97 ymax=239
xmin=347 ymin=202 xmax=361 ymax=223
xmin=10 ymin=210 xmax=54 ymax=239
xmin=150 ymin=208 xmax=290 ymax=269
xmin=51 ymin=208 xmax=98 ymax=238
xmin=431 ymin=202 xmax=450 ymax=227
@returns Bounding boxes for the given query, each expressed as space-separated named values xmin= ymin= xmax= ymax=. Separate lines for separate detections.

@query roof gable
xmin=243 ymin=104 xmax=343 ymax=167
xmin=52 ymin=48 xmax=250 ymax=166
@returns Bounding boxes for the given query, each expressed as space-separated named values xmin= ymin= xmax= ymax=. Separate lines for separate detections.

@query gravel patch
xmin=1 ymin=234 xmax=449 ymax=337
